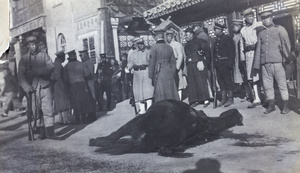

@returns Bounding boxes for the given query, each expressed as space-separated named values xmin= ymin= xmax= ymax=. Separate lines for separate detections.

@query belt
xmin=133 ymin=65 xmax=148 ymax=71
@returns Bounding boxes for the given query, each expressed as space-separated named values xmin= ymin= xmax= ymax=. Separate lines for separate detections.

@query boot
xmin=218 ymin=91 xmax=227 ymax=107
xmin=264 ymin=100 xmax=276 ymax=114
xmin=281 ymin=100 xmax=290 ymax=114
xmin=38 ymin=126 xmax=46 ymax=140
xmin=224 ymin=91 xmax=234 ymax=107
xmin=45 ymin=126 xmax=61 ymax=140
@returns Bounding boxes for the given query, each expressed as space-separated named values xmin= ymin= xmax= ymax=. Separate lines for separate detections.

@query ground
xmin=0 ymin=94 xmax=300 ymax=173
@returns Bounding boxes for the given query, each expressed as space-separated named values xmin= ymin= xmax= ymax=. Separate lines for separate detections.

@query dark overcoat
xmin=64 ymin=59 xmax=94 ymax=114
xmin=149 ymin=40 xmax=179 ymax=102
xmin=184 ymin=37 xmax=210 ymax=103
xmin=51 ymin=58 xmax=71 ymax=113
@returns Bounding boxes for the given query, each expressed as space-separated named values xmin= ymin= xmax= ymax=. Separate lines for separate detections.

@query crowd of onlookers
xmin=0 ymin=8 xmax=299 ymax=140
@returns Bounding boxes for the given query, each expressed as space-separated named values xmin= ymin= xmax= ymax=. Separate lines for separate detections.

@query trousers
xmin=262 ymin=63 xmax=288 ymax=101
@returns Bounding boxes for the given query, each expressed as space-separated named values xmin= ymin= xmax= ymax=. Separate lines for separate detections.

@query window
xmin=82 ymin=37 xmax=96 ymax=64
xmin=57 ymin=33 xmax=66 ymax=51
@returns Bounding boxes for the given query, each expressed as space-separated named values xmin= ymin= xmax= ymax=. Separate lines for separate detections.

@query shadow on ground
xmin=182 ymin=158 xmax=224 ymax=173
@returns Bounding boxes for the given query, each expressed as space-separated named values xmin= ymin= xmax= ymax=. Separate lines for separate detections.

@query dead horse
xmin=89 ymin=99 xmax=243 ymax=154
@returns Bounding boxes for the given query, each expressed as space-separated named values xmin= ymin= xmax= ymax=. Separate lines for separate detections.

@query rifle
xmin=209 ymin=42 xmax=217 ymax=108
xmin=27 ymin=91 xmax=35 ymax=141
xmin=129 ymin=80 xmax=138 ymax=115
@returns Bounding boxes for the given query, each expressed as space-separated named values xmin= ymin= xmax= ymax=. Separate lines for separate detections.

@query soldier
xmin=18 ymin=35 xmax=60 ymax=140
xmin=165 ymin=30 xmax=187 ymax=100
xmin=149 ymin=31 xmax=179 ymax=102
xmin=184 ymin=28 xmax=210 ymax=107
xmin=126 ymin=38 xmax=154 ymax=114
xmin=240 ymin=8 xmax=264 ymax=108
xmin=79 ymin=50 xmax=96 ymax=122
xmin=213 ymin=23 xmax=235 ymax=107
xmin=64 ymin=50 xmax=95 ymax=124
xmin=96 ymin=53 xmax=113 ymax=111
xmin=253 ymin=10 xmax=291 ymax=114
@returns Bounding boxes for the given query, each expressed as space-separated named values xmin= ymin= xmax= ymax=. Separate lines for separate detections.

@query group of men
xmin=14 ymin=35 xmax=118 ymax=140
xmin=125 ymin=8 xmax=292 ymax=115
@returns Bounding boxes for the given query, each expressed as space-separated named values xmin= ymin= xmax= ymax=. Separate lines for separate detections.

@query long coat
xmin=149 ymin=40 xmax=179 ymax=102
xmin=233 ymin=33 xmax=244 ymax=84
xmin=64 ymin=59 xmax=94 ymax=114
xmin=127 ymin=49 xmax=154 ymax=101
xmin=184 ymin=37 xmax=210 ymax=103
xmin=51 ymin=58 xmax=71 ymax=113
xmin=82 ymin=59 xmax=96 ymax=100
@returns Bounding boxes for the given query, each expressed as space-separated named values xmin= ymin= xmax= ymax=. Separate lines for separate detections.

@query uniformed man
xmin=126 ymin=38 xmax=154 ymax=114
xmin=213 ymin=23 xmax=235 ymax=107
xmin=165 ymin=29 xmax=187 ymax=101
xmin=253 ymin=10 xmax=291 ymax=114
xmin=18 ymin=35 xmax=60 ymax=140
xmin=240 ymin=8 xmax=264 ymax=108
xmin=96 ymin=53 xmax=113 ymax=111
xmin=79 ymin=50 xmax=97 ymax=122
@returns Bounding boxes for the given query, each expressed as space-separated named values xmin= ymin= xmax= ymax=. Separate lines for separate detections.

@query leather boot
xmin=224 ymin=91 xmax=234 ymax=107
xmin=38 ymin=126 xmax=46 ymax=140
xmin=281 ymin=100 xmax=290 ymax=114
xmin=45 ymin=126 xmax=61 ymax=140
xmin=264 ymin=100 xmax=276 ymax=114
xmin=218 ymin=91 xmax=227 ymax=107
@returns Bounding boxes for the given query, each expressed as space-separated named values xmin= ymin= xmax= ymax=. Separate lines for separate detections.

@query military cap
xmin=100 ymin=53 xmax=107 ymax=59
xmin=131 ymin=37 xmax=140 ymax=44
xmin=214 ymin=22 xmax=226 ymax=30
xmin=154 ymin=31 xmax=164 ymax=41
xmin=25 ymin=36 xmax=38 ymax=43
xmin=242 ymin=8 xmax=254 ymax=16
xmin=165 ymin=29 xmax=175 ymax=35
xmin=135 ymin=38 xmax=144 ymax=44
xmin=78 ymin=49 xmax=88 ymax=54
xmin=66 ymin=49 xmax=76 ymax=60
xmin=184 ymin=27 xmax=195 ymax=34
xmin=232 ymin=19 xmax=244 ymax=26
xmin=55 ymin=50 xmax=65 ymax=58
xmin=191 ymin=21 xmax=204 ymax=27
xmin=259 ymin=10 xmax=272 ymax=19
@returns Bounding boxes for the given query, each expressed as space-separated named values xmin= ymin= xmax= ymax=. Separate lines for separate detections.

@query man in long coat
xmin=51 ymin=50 xmax=71 ymax=124
xmin=149 ymin=32 xmax=179 ymax=102
xmin=18 ymin=35 xmax=60 ymax=140
xmin=232 ymin=19 xmax=245 ymax=94
xmin=184 ymin=28 xmax=210 ymax=107
xmin=165 ymin=30 xmax=187 ymax=101
xmin=63 ymin=50 xmax=94 ymax=124
xmin=126 ymin=38 xmax=154 ymax=114
xmin=79 ymin=50 xmax=96 ymax=122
